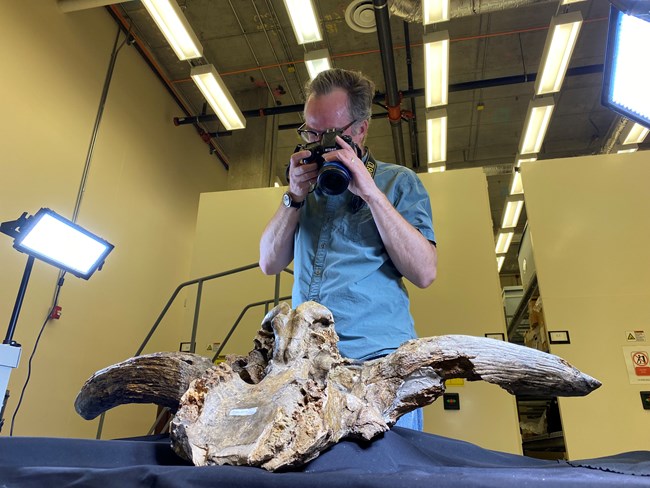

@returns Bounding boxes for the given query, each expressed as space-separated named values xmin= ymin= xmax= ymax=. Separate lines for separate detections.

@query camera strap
xmin=350 ymin=148 xmax=377 ymax=213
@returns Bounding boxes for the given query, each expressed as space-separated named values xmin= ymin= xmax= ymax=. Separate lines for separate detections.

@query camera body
xmin=298 ymin=128 xmax=361 ymax=196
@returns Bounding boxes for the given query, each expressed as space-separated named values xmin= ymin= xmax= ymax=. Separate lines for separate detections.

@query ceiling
xmin=98 ymin=0 xmax=646 ymax=278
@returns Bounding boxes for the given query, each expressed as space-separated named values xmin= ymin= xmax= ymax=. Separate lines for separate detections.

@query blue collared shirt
xmin=292 ymin=159 xmax=436 ymax=361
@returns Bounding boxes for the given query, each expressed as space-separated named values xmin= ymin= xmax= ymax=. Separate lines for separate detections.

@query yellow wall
xmin=187 ymin=187 xmax=293 ymax=360
xmin=414 ymin=169 xmax=521 ymax=454
xmin=521 ymin=151 xmax=650 ymax=458
xmin=190 ymin=168 xmax=522 ymax=454
xmin=0 ymin=2 xmax=226 ymax=438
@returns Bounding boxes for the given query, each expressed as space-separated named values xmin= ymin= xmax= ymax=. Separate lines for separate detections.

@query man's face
xmin=303 ymin=88 xmax=367 ymax=148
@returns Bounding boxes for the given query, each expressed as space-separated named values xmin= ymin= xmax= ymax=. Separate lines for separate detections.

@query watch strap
xmin=283 ymin=192 xmax=304 ymax=210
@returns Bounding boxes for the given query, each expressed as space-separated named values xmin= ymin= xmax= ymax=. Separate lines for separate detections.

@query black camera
xmin=297 ymin=128 xmax=361 ymax=196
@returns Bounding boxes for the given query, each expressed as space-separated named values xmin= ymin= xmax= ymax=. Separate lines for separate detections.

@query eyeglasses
xmin=297 ymin=119 xmax=357 ymax=143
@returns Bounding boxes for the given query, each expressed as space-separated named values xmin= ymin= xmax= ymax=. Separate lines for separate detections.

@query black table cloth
xmin=1 ymin=428 xmax=649 ymax=487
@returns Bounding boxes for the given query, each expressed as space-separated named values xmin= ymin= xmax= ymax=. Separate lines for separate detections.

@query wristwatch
xmin=282 ymin=192 xmax=304 ymax=210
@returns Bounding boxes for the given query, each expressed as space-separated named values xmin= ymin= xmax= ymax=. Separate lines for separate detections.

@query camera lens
xmin=317 ymin=161 xmax=351 ymax=195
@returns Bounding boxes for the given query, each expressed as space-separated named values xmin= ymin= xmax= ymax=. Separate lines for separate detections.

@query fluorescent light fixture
xmin=427 ymin=162 xmax=446 ymax=173
xmin=602 ymin=6 xmax=650 ymax=128
xmin=510 ymin=170 xmax=524 ymax=195
xmin=615 ymin=143 xmax=639 ymax=153
xmin=501 ymin=194 xmax=525 ymax=229
xmin=283 ymin=0 xmax=322 ymax=44
xmin=495 ymin=230 xmax=514 ymax=255
xmin=496 ymin=255 xmax=506 ymax=272
xmin=423 ymin=0 xmax=450 ymax=25
xmin=620 ymin=121 xmax=650 ymax=145
xmin=304 ymin=49 xmax=332 ymax=80
xmin=426 ymin=108 xmax=448 ymax=163
xmin=519 ymin=97 xmax=555 ymax=155
xmin=424 ymin=30 xmax=449 ymax=108
xmin=515 ymin=153 xmax=537 ymax=167
xmin=4 ymin=208 xmax=114 ymax=280
xmin=141 ymin=0 xmax=203 ymax=60
xmin=191 ymin=64 xmax=246 ymax=131
xmin=534 ymin=11 xmax=583 ymax=95
xmin=560 ymin=0 xmax=586 ymax=4
xmin=511 ymin=153 xmax=535 ymax=194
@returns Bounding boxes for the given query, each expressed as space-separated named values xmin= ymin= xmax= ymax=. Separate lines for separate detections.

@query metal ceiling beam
xmin=173 ymin=64 xmax=604 ymax=126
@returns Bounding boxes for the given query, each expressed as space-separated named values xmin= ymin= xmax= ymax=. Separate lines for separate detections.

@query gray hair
xmin=304 ymin=68 xmax=375 ymax=123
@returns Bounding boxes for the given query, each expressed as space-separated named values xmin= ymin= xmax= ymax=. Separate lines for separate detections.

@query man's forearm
xmin=259 ymin=205 xmax=301 ymax=275
xmin=366 ymin=191 xmax=437 ymax=288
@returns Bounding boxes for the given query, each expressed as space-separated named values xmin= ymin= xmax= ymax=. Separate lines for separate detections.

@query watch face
xmin=283 ymin=193 xmax=291 ymax=207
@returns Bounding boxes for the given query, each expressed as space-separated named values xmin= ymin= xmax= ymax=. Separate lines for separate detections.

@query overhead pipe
xmin=600 ymin=116 xmax=629 ymax=154
xmin=373 ymin=0 xmax=407 ymax=166
xmin=174 ymin=64 xmax=604 ymax=127
xmin=403 ymin=21 xmax=420 ymax=169
xmin=174 ymin=103 xmax=306 ymax=126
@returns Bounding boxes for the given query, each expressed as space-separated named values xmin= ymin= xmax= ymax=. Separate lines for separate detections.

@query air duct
xmin=388 ymin=0 xmax=556 ymax=22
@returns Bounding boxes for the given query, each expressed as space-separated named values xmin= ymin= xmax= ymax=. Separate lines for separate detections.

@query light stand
xmin=0 ymin=208 xmax=113 ymax=432
xmin=0 ymin=255 xmax=33 ymax=431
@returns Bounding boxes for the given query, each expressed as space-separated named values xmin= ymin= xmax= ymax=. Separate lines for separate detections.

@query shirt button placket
xmin=308 ymin=201 xmax=334 ymax=301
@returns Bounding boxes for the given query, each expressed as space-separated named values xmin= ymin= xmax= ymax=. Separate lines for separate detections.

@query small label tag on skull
xmin=228 ymin=407 xmax=258 ymax=416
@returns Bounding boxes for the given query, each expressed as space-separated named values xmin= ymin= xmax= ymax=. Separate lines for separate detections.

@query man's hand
xmin=260 ymin=149 xmax=317 ymax=275
xmin=322 ymin=136 xmax=380 ymax=202
xmin=324 ymin=136 xmax=437 ymax=288
xmin=288 ymin=149 xmax=319 ymax=202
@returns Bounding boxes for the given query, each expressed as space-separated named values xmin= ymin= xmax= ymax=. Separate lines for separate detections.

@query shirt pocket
xmin=337 ymin=208 xmax=381 ymax=245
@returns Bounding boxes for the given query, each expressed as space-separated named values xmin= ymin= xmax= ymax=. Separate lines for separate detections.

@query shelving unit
xmin=506 ymin=275 xmax=537 ymax=344
xmin=503 ymin=275 xmax=567 ymax=460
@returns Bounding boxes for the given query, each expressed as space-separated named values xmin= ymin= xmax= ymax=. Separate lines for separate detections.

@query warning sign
xmin=623 ymin=347 xmax=650 ymax=384
xmin=626 ymin=330 xmax=647 ymax=342
xmin=632 ymin=351 xmax=650 ymax=376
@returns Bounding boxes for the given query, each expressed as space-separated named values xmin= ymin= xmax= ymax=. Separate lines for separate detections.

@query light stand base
xmin=0 ymin=343 xmax=21 ymax=432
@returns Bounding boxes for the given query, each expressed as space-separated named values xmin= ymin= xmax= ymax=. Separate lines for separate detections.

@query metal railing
xmin=96 ymin=263 xmax=293 ymax=439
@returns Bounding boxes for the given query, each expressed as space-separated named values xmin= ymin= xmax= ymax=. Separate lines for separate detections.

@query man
xmin=259 ymin=69 xmax=437 ymax=430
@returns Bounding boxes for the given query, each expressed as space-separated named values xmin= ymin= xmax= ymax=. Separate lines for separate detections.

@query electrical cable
xmin=9 ymin=274 xmax=65 ymax=436
xmin=8 ymin=25 xmax=128 ymax=437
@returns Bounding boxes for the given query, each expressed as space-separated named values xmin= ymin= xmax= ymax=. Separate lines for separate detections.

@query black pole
xmin=403 ymin=21 xmax=421 ymax=169
xmin=373 ymin=0 xmax=406 ymax=166
xmin=4 ymin=256 xmax=35 ymax=346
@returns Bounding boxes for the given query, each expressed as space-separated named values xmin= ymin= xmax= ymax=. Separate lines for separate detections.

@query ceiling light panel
xmin=510 ymin=171 xmax=524 ymax=195
xmin=141 ymin=0 xmax=203 ymax=60
xmin=423 ymin=0 xmax=450 ymax=25
xmin=519 ymin=97 xmax=555 ymax=155
xmin=304 ymin=49 xmax=332 ymax=80
xmin=496 ymin=255 xmax=506 ymax=272
xmin=535 ymin=11 xmax=583 ymax=95
xmin=283 ymin=0 xmax=322 ymax=44
xmin=615 ymin=144 xmax=639 ymax=153
xmin=495 ymin=230 xmax=514 ymax=254
xmin=621 ymin=121 xmax=650 ymax=145
xmin=191 ymin=65 xmax=246 ymax=131
xmin=427 ymin=162 xmax=446 ymax=173
xmin=515 ymin=153 xmax=537 ymax=167
xmin=424 ymin=30 xmax=449 ymax=108
xmin=501 ymin=195 xmax=525 ymax=229
xmin=426 ymin=108 xmax=448 ymax=163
